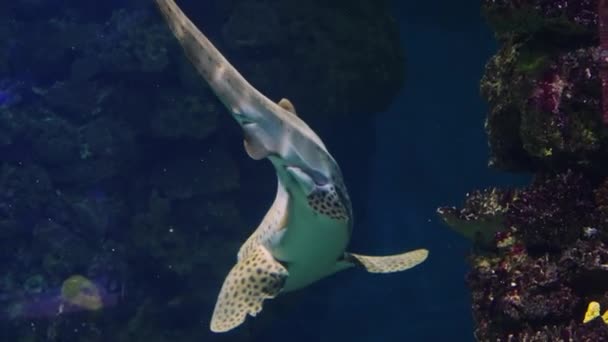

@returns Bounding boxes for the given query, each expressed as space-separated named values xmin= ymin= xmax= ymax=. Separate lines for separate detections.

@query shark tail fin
xmin=343 ymin=249 xmax=429 ymax=273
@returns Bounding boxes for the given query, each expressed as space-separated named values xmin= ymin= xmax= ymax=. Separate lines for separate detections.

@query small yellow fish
xmin=60 ymin=275 xmax=103 ymax=311
xmin=583 ymin=301 xmax=608 ymax=324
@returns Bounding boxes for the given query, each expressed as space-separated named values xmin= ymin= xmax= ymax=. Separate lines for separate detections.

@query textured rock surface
xmin=439 ymin=1 xmax=608 ymax=340
xmin=481 ymin=0 xmax=602 ymax=171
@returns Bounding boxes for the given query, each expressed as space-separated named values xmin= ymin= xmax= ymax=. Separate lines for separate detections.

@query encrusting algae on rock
xmin=438 ymin=0 xmax=608 ymax=340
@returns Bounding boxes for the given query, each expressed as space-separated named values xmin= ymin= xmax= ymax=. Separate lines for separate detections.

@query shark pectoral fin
xmin=277 ymin=98 xmax=297 ymax=115
xmin=243 ymin=138 xmax=267 ymax=160
xmin=210 ymin=245 xmax=288 ymax=333
xmin=341 ymin=249 xmax=429 ymax=274
xmin=243 ymin=128 xmax=269 ymax=160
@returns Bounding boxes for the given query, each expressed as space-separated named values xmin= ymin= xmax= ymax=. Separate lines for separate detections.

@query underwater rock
xmin=481 ymin=0 xmax=603 ymax=171
xmin=440 ymin=169 xmax=608 ymax=340
xmin=481 ymin=43 xmax=532 ymax=171
xmin=93 ymin=9 xmax=172 ymax=74
xmin=505 ymin=170 xmax=597 ymax=253
xmin=179 ymin=0 xmax=406 ymax=119
xmin=0 ymin=107 xmax=31 ymax=148
xmin=482 ymin=0 xmax=597 ymax=40
xmin=522 ymin=48 xmax=601 ymax=162
xmin=437 ymin=188 xmax=516 ymax=248
xmin=594 ymin=177 xmax=608 ymax=234
xmin=30 ymin=115 xmax=80 ymax=166
xmin=11 ymin=18 xmax=96 ymax=83
xmin=0 ymin=163 xmax=54 ymax=226
xmin=85 ymin=240 xmax=128 ymax=290
xmin=172 ymin=197 xmax=246 ymax=237
xmin=149 ymin=92 xmax=221 ymax=140
xmin=129 ymin=190 xmax=239 ymax=276
xmin=222 ymin=2 xmax=283 ymax=50
xmin=70 ymin=56 xmax=103 ymax=83
xmin=468 ymin=238 xmax=608 ymax=341
xmin=67 ymin=189 xmax=129 ymax=241
xmin=149 ymin=148 xmax=239 ymax=200
xmin=46 ymin=117 xmax=137 ymax=185
xmin=23 ymin=274 xmax=47 ymax=296
xmin=32 ymin=220 xmax=92 ymax=277
xmin=42 ymin=80 xmax=110 ymax=120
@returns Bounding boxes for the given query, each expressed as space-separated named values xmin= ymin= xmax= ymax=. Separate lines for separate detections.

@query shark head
xmin=152 ymin=0 xmax=349 ymax=211
xmin=235 ymin=98 xmax=342 ymax=197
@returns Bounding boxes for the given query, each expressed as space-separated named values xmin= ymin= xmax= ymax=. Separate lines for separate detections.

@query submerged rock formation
xmin=439 ymin=1 xmax=608 ymax=340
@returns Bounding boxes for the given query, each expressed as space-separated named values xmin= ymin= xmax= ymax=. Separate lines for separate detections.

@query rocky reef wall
xmin=438 ymin=1 xmax=608 ymax=340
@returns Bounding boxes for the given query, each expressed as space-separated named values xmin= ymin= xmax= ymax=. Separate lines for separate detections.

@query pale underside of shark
xmin=154 ymin=0 xmax=429 ymax=333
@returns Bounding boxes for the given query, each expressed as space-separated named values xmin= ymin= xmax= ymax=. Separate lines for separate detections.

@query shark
xmin=154 ymin=0 xmax=429 ymax=333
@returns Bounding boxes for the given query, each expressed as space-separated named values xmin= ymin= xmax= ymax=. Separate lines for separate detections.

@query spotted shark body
xmin=154 ymin=0 xmax=429 ymax=333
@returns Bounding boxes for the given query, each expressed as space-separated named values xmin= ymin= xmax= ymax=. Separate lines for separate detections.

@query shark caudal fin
xmin=340 ymin=249 xmax=429 ymax=274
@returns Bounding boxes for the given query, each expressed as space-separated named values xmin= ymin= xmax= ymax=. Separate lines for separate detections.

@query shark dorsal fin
xmin=278 ymin=98 xmax=297 ymax=115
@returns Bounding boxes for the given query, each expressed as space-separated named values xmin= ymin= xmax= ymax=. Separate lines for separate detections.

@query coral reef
xmin=439 ymin=1 xmax=608 ymax=340
xmin=437 ymin=188 xmax=516 ymax=248
xmin=480 ymin=0 xmax=602 ymax=171
xmin=440 ymin=170 xmax=608 ymax=340
xmin=0 ymin=0 xmax=404 ymax=340
xmin=505 ymin=170 xmax=597 ymax=252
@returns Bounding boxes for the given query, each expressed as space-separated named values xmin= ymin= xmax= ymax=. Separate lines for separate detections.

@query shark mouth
xmin=285 ymin=165 xmax=329 ymax=187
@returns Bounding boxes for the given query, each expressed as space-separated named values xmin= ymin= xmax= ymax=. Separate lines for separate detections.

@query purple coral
xmin=468 ymin=239 xmax=608 ymax=340
xmin=481 ymin=0 xmax=603 ymax=168
xmin=453 ymin=1 xmax=608 ymax=340
xmin=599 ymin=0 xmax=608 ymax=124
xmin=482 ymin=0 xmax=598 ymax=29
xmin=505 ymin=170 xmax=596 ymax=252
xmin=528 ymin=70 xmax=567 ymax=116
xmin=453 ymin=173 xmax=608 ymax=340
xmin=536 ymin=0 xmax=598 ymax=27
xmin=524 ymin=47 xmax=601 ymax=154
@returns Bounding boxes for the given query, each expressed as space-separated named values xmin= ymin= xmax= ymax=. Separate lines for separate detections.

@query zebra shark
xmin=154 ymin=0 xmax=429 ymax=333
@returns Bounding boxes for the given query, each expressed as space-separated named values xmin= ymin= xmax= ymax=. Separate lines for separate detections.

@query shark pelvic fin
xmin=278 ymin=98 xmax=297 ymax=115
xmin=337 ymin=249 xmax=429 ymax=274
xmin=210 ymin=245 xmax=288 ymax=333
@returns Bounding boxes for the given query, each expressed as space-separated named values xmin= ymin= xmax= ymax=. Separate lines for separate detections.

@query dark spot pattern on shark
xmin=307 ymin=186 xmax=349 ymax=221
